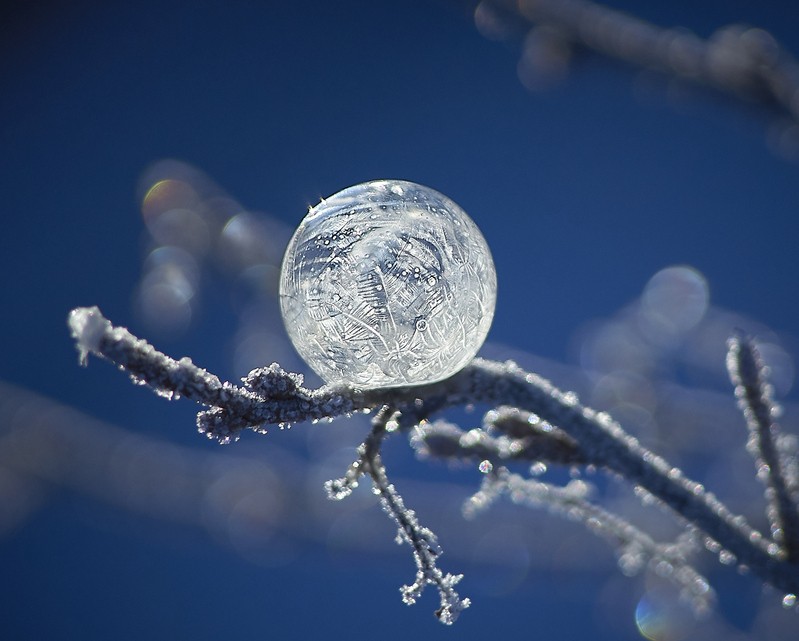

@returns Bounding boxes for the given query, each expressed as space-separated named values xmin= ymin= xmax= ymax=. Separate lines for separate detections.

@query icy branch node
xmin=243 ymin=363 xmax=304 ymax=399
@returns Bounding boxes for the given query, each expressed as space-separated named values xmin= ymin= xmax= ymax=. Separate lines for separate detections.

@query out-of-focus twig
xmin=727 ymin=334 xmax=799 ymax=561
xmin=479 ymin=0 xmax=799 ymax=125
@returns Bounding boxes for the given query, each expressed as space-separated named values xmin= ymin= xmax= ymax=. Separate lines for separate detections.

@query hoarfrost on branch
xmin=68 ymin=306 xmax=799 ymax=622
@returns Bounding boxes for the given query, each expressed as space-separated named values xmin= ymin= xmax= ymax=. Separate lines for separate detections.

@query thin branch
xmin=68 ymin=306 xmax=799 ymax=596
xmin=410 ymin=415 xmax=584 ymax=467
xmin=324 ymin=405 xmax=394 ymax=500
xmin=726 ymin=333 xmax=799 ymax=561
xmin=368 ymin=449 xmax=470 ymax=625
xmin=326 ymin=406 xmax=470 ymax=624
xmin=465 ymin=468 xmax=714 ymax=614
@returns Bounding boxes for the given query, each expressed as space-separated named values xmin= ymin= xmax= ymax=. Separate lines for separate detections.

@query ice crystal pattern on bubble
xmin=279 ymin=180 xmax=497 ymax=388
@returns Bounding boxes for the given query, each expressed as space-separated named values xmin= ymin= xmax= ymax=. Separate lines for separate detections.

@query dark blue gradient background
xmin=1 ymin=1 xmax=798 ymax=640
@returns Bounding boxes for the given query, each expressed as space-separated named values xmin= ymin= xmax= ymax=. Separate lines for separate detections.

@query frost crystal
xmin=279 ymin=180 xmax=496 ymax=389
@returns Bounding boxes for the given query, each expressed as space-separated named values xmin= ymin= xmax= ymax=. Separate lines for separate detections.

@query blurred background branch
xmin=475 ymin=0 xmax=799 ymax=154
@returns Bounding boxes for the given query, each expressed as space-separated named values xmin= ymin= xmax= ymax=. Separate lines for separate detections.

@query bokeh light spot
xmin=639 ymin=265 xmax=709 ymax=346
xmin=635 ymin=597 xmax=670 ymax=640
xmin=142 ymin=179 xmax=198 ymax=220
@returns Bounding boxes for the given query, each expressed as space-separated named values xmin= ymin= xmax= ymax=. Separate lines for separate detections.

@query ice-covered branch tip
xmin=68 ymin=306 xmax=359 ymax=444
xmin=727 ymin=333 xmax=799 ymax=561
xmin=68 ymin=307 xmax=109 ymax=366
xmin=69 ymin=306 xmax=258 ymax=441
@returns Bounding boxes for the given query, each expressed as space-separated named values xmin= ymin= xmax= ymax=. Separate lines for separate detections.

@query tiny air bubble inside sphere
xmin=279 ymin=180 xmax=497 ymax=389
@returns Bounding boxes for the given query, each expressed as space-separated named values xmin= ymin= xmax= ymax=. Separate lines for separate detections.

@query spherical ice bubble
xmin=279 ymin=180 xmax=497 ymax=389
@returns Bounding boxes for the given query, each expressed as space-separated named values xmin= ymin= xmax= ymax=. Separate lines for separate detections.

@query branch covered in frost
xmin=68 ymin=307 xmax=799 ymax=598
xmin=69 ymin=307 xmax=258 ymax=424
xmin=727 ymin=333 xmax=799 ymax=562
xmin=411 ymin=408 xmax=584 ymax=467
xmin=69 ymin=307 xmax=359 ymax=444
xmin=465 ymin=467 xmax=714 ymax=614
xmin=370 ymin=452 xmax=470 ymax=625
xmin=326 ymin=406 xmax=470 ymax=624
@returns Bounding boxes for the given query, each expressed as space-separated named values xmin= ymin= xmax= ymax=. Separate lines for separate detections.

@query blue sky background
xmin=1 ymin=1 xmax=798 ymax=639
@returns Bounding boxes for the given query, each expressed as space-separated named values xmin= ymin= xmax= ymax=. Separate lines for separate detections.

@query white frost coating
xmin=68 ymin=306 xmax=110 ymax=365
xmin=279 ymin=180 xmax=497 ymax=389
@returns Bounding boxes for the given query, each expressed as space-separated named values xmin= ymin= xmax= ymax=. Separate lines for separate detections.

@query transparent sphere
xmin=279 ymin=180 xmax=496 ymax=389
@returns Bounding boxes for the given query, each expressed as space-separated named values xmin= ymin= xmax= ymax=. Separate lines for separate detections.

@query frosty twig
xmin=68 ymin=306 xmax=799 ymax=614
xmin=464 ymin=468 xmax=714 ymax=614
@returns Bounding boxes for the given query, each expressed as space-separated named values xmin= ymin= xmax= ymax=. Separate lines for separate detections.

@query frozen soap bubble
xmin=279 ymin=180 xmax=496 ymax=389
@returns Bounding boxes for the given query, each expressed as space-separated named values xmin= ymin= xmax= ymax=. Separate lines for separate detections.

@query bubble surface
xmin=280 ymin=180 xmax=496 ymax=388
